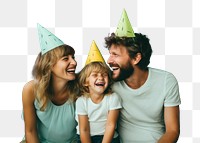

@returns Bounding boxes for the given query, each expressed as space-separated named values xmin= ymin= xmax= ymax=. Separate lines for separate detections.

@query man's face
xmin=107 ymin=44 xmax=134 ymax=81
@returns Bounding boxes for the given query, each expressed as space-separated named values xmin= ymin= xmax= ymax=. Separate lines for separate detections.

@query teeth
xmin=67 ymin=69 xmax=75 ymax=72
xmin=95 ymin=82 xmax=105 ymax=86
xmin=112 ymin=67 xmax=119 ymax=70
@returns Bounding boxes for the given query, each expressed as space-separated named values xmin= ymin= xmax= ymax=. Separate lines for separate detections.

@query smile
xmin=66 ymin=69 xmax=75 ymax=73
xmin=95 ymin=82 xmax=105 ymax=86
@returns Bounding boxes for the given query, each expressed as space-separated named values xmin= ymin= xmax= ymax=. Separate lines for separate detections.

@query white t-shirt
xmin=112 ymin=67 xmax=181 ymax=143
xmin=76 ymin=92 xmax=122 ymax=137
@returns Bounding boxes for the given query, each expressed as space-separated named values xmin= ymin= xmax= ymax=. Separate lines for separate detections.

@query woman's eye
xmin=63 ymin=57 xmax=69 ymax=61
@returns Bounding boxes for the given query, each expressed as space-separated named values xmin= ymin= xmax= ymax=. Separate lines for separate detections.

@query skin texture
xmin=107 ymin=44 xmax=180 ymax=143
xmin=22 ymin=55 xmax=76 ymax=143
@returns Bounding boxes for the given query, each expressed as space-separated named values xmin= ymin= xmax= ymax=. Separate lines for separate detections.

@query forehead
xmin=109 ymin=44 xmax=128 ymax=54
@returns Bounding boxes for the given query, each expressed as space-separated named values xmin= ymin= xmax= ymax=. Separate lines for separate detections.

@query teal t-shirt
xmin=34 ymin=99 xmax=77 ymax=143
xmin=113 ymin=67 xmax=181 ymax=143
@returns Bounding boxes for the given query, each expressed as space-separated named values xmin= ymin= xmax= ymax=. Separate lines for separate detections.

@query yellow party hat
xmin=85 ymin=40 xmax=105 ymax=65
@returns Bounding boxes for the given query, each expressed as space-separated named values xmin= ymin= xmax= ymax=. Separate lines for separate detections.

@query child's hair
xmin=78 ymin=62 xmax=113 ymax=97
xmin=32 ymin=44 xmax=78 ymax=111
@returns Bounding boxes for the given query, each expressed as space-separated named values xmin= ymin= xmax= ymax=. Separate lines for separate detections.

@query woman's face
xmin=51 ymin=54 xmax=77 ymax=82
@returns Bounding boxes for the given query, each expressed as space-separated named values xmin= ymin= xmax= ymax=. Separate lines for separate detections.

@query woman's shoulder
xmin=23 ymin=80 xmax=34 ymax=89
xmin=22 ymin=80 xmax=35 ymax=103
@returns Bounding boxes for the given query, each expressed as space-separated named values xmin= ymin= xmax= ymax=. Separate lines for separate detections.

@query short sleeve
xmin=108 ymin=92 xmax=122 ymax=110
xmin=164 ymin=73 xmax=181 ymax=107
xmin=76 ymin=97 xmax=88 ymax=115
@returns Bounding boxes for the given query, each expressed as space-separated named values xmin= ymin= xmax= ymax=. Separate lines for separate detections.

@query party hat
xmin=37 ymin=23 xmax=64 ymax=55
xmin=115 ymin=9 xmax=135 ymax=37
xmin=85 ymin=40 xmax=105 ymax=65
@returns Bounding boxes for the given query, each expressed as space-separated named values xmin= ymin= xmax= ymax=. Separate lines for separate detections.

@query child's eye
xmin=91 ymin=74 xmax=97 ymax=77
xmin=103 ymin=73 xmax=108 ymax=77
xmin=91 ymin=73 xmax=97 ymax=77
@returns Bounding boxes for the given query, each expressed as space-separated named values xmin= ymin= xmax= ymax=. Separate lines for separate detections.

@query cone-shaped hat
xmin=37 ymin=23 xmax=64 ymax=55
xmin=115 ymin=9 xmax=135 ymax=37
xmin=85 ymin=40 xmax=105 ymax=65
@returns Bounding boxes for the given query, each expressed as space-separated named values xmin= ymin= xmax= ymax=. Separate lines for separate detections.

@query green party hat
xmin=115 ymin=9 xmax=135 ymax=37
xmin=37 ymin=23 xmax=64 ymax=55
xmin=85 ymin=40 xmax=105 ymax=65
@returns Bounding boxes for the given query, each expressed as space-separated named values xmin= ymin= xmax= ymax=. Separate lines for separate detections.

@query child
xmin=22 ymin=24 xmax=78 ymax=143
xmin=76 ymin=41 xmax=121 ymax=143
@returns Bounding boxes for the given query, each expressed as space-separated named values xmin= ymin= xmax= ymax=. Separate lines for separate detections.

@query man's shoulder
xmin=149 ymin=67 xmax=173 ymax=76
xmin=149 ymin=67 xmax=178 ymax=83
xmin=112 ymin=81 xmax=126 ymax=94
xmin=112 ymin=81 xmax=124 ymax=87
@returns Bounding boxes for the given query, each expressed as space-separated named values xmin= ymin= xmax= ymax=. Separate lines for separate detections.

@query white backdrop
xmin=0 ymin=0 xmax=199 ymax=142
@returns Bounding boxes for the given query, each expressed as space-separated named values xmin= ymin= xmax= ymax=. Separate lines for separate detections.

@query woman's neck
xmin=51 ymin=79 xmax=69 ymax=105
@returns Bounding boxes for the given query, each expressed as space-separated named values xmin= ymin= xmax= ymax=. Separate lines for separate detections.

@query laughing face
xmin=107 ymin=44 xmax=134 ymax=81
xmin=86 ymin=71 xmax=109 ymax=96
xmin=51 ymin=55 xmax=77 ymax=82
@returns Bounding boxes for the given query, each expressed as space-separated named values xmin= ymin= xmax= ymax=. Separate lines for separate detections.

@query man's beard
xmin=112 ymin=61 xmax=134 ymax=82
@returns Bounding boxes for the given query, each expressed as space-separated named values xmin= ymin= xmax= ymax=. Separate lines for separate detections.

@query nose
xmin=70 ymin=56 xmax=77 ymax=66
xmin=98 ymin=74 xmax=103 ymax=80
xmin=107 ymin=55 xmax=113 ymax=65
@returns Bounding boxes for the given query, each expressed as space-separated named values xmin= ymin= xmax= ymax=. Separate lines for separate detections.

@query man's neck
xmin=125 ymin=68 xmax=149 ymax=89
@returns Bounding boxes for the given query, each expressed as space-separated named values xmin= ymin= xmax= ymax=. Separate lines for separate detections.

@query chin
xmin=112 ymin=76 xmax=119 ymax=81
xmin=67 ymin=75 xmax=76 ymax=81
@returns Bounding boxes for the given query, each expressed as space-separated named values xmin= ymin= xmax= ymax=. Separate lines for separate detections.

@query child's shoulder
xmin=106 ymin=92 xmax=120 ymax=100
xmin=76 ymin=95 xmax=88 ymax=102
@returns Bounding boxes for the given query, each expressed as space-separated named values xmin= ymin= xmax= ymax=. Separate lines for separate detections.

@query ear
xmin=83 ymin=78 xmax=89 ymax=86
xmin=83 ymin=83 xmax=88 ymax=87
xmin=132 ymin=53 xmax=142 ymax=65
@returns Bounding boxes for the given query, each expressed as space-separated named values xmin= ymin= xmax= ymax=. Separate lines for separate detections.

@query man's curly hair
xmin=104 ymin=33 xmax=152 ymax=70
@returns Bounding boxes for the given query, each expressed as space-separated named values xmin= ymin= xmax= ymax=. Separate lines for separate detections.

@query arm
xmin=157 ymin=106 xmax=180 ymax=143
xmin=102 ymin=109 xmax=120 ymax=143
xmin=78 ymin=115 xmax=91 ymax=143
xmin=22 ymin=81 xmax=39 ymax=143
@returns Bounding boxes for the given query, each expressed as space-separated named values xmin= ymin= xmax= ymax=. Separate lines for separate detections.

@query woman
xmin=22 ymin=24 xmax=78 ymax=143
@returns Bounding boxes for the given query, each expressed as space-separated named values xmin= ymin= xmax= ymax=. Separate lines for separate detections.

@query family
xmin=21 ymin=9 xmax=181 ymax=143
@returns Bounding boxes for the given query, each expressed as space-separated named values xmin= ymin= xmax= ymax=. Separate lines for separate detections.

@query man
xmin=104 ymin=9 xmax=181 ymax=143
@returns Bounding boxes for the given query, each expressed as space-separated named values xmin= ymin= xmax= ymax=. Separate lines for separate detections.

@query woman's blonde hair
xmin=32 ymin=44 xmax=78 ymax=111
xmin=78 ymin=62 xmax=113 ymax=97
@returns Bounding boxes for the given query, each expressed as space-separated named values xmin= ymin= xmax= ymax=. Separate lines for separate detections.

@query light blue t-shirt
xmin=113 ymin=67 xmax=181 ymax=143
xmin=75 ymin=93 xmax=122 ymax=137
xmin=34 ymin=99 xmax=77 ymax=143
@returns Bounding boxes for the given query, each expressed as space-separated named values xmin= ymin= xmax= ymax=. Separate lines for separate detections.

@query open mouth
xmin=111 ymin=67 xmax=119 ymax=71
xmin=67 ymin=69 xmax=75 ymax=74
xmin=95 ymin=82 xmax=105 ymax=86
xmin=109 ymin=64 xmax=119 ymax=71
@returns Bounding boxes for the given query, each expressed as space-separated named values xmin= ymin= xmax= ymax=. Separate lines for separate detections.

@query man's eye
xmin=113 ymin=53 xmax=118 ymax=57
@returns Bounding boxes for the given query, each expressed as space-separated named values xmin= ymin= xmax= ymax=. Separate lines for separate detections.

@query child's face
xmin=86 ymin=71 xmax=109 ymax=96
